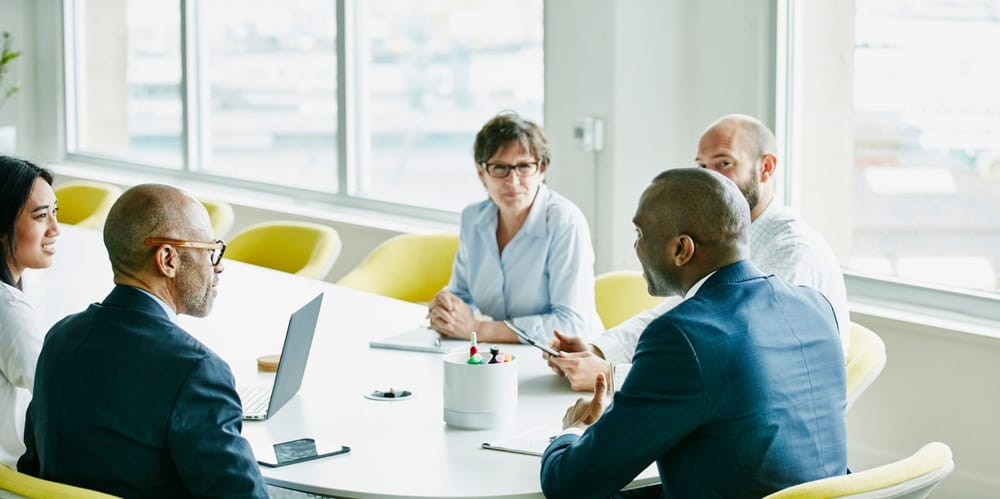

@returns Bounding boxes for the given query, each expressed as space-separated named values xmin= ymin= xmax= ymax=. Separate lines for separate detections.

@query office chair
xmin=846 ymin=321 xmax=887 ymax=410
xmin=200 ymin=198 xmax=235 ymax=238
xmin=764 ymin=441 xmax=954 ymax=499
xmin=0 ymin=464 xmax=120 ymax=498
xmin=225 ymin=221 xmax=341 ymax=279
xmin=53 ymin=180 xmax=122 ymax=229
xmin=337 ymin=233 xmax=459 ymax=303
xmin=593 ymin=270 xmax=663 ymax=329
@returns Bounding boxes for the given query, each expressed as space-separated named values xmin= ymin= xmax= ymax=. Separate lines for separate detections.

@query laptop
xmin=238 ymin=292 xmax=323 ymax=420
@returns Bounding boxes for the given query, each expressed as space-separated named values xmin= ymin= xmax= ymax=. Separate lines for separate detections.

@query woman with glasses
xmin=428 ymin=112 xmax=602 ymax=345
xmin=0 ymin=155 xmax=59 ymax=467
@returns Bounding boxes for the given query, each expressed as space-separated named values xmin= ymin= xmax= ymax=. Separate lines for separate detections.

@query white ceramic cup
xmin=442 ymin=350 xmax=518 ymax=429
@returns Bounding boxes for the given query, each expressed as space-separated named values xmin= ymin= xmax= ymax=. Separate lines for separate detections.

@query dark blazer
xmin=541 ymin=261 xmax=847 ymax=499
xmin=18 ymin=285 xmax=268 ymax=499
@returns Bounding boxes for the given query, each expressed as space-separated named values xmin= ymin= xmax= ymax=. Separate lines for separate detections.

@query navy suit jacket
xmin=541 ymin=261 xmax=847 ymax=499
xmin=18 ymin=285 xmax=268 ymax=498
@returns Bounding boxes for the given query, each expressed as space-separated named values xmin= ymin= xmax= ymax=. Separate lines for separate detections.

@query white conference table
xmin=25 ymin=225 xmax=658 ymax=498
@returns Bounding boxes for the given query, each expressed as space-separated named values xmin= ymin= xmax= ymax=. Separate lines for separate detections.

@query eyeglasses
xmin=481 ymin=161 xmax=540 ymax=178
xmin=144 ymin=238 xmax=227 ymax=266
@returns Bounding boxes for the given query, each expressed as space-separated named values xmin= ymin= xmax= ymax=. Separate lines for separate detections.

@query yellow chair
xmin=225 ymin=221 xmax=341 ymax=279
xmin=594 ymin=270 xmax=664 ymax=329
xmin=0 ymin=464 xmax=120 ymax=498
xmin=199 ymin=198 xmax=235 ymax=238
xmin=846 ymin=321 xmax=887 ymax=410
xmin=764 ymin=442 xmax=954 ymax=499
xmin=53 ymin=181 xmax=122 ymax=229
xmin=337 ymin=233 xmax=459 ymax=303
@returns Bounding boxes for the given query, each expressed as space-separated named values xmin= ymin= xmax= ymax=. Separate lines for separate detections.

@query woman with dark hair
xmin=0 ymin=155 xmax=59 ymax=467
xmin=428 ymin=112 xmax=602 ymax=344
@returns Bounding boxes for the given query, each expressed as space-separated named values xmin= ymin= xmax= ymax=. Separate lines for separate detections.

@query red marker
xmin=469 ymin=331 xmax=479 ymax=358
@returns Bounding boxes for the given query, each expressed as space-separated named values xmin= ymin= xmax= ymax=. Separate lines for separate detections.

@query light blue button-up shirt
xmin=446 ymin=185 xmax=602 ymax=343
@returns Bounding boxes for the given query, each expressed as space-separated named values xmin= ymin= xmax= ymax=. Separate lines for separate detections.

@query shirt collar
xmin=475 ymin=184 xmax=550 ymax=238
xmin=520 ymin=184 xmax=550 ymax=237
xmin=134 ymin=287 xmax=178 ymax=323
xmin=683 ymin=270 xmax=718 ymax=301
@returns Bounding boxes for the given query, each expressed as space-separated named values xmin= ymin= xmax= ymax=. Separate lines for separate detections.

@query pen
xmin=467 ymin=331 xmax=484 ymax=364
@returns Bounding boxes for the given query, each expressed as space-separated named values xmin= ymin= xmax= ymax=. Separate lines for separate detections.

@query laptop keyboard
xmin=239 ymin=385 xmax=271 ymax=416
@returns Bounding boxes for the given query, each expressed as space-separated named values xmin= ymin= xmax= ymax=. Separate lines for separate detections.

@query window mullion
xmin=336 ymin=0 xmax=351 ymax=195
xmin=180 ymin=0 xmax=205 ymax=173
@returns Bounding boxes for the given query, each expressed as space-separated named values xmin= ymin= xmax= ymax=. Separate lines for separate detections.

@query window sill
xmin=49 ymin=161 xmax=459 ymax=236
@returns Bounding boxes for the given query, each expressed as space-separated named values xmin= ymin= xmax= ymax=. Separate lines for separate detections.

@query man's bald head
xmin=702 ymin=114 xmax=777 ymax=160
xmin=103 ymin=184 xmax=211 ymax=276
xmin=633 ymin=168 xmax=750 ymax=296
xmin=644 ymin=168 xmax=749 ymax=249
xmin=696 ymin=114 xmax=778 ymax=218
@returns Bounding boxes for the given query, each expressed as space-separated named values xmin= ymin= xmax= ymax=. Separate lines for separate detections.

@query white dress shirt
xmin=592 ymin=200 xmax=850 ymax=365
xmin=0 ymin=281 xmax=44 ymax=468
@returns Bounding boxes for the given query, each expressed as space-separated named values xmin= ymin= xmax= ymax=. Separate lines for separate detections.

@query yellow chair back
xmin=594 ymin=270 xmax=663 ymax=329
xmin=199 ymin=198 xmax=235 ymax=238
xmin=0 ymin=464 xmax=120 ymax=498
xmin=337 ymin=233 xmax=459 ymax=303
xmin=53 ymin=181 xmax=122 ymax=229
xmin=226 ymin=221 xmax=341 ymax=279
xmin=764 ymin=442 xmax=953 ymax=499
xmin=846 ymin=321 xmax=887 ymax=410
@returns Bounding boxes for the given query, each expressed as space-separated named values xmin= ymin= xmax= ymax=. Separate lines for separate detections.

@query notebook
xmin=481 ymin=426 xmax=560 ymax=457
xmin=369 ymin=326 xmax=466 ymax=354
xmin=238 ymin=292 xmax=323 ymax=420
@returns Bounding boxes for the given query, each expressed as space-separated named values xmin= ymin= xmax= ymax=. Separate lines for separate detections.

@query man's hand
xmin=562 ymin=372 xmax=609 ymax=430
xmin=550 ymin=352 xmax=612 ymax=391
xmin=545 ymin=329 xmax=590 ymax=375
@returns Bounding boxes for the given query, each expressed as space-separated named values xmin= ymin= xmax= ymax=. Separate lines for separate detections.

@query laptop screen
xmin=266 ymin=292 xmax=324 ymax=418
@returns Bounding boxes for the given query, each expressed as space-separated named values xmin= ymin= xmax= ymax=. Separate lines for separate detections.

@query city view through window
xmin=850 ymin=0 xmax=1000 ymax=293
xmin=71 ymin=0 xmax=543 ymax=213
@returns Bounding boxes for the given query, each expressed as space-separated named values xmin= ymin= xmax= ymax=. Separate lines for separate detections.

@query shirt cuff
xmin=592 ymin=333 xmax=631 ymax=365
xmin=558 ymin=427 xmax=586 ymax=438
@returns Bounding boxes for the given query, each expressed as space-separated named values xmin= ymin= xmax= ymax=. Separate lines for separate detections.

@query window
xmin=69 ymin=0 xmax=183 ymax=167
xmin=65 ymin=0 xmax=543 ymax=216
xmin=785 ymin=0 xmax=1000 ymax=301
xmin=851 ymin=0 xmax=1000 ymax=294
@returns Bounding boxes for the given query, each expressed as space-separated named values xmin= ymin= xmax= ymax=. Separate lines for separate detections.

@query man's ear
xmin=759 ymin=153 xmax=778 ymax=182
xmin=152 ymin=245 xmax=179 ymax=278
xmin=671 ymin=234 xmax=696 ymax=267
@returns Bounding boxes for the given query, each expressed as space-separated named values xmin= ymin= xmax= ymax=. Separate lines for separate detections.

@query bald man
xmin=18 ymin=184 xmax=268 ymax=498
xmin=540 ymin=169 xmax=847 ymax=499
xmin=549 ymin=114 xmax=849 ymax=391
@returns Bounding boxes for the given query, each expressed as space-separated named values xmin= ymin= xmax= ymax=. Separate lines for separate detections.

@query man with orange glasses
xmin=19 ymin=184 xmax=268 ymax=498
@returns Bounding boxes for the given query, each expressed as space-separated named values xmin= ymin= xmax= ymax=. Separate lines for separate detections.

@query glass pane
xmin=852 ymin=0 xmax=1000 ymax=293
xmin=200 ymin=0 xmax=338 ymax=191
xmin=73 ymin=0 xmax=183 ymax=167
xmin=356 ymin=0 xmax=544 ymax=211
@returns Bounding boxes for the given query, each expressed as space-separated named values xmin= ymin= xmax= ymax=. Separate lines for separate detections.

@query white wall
xmin=4 ymin=0 xmax=1000 ymax=496
xmin=546 ymin=0 xmax=777 ymax=272
xmin=850 ymin=312 xmax=1000 ymax=497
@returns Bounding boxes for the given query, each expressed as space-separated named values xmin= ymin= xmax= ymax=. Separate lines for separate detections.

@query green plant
xmin=0 ymin=31 xmax=22 ymax=109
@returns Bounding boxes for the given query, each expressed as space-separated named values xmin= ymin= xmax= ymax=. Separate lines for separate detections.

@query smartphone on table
xmin=255 ymin=438 xmax=350 ymax=468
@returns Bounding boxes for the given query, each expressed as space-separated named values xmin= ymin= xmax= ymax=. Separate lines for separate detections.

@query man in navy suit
xmin=540 ymin=168 xmax=847 ymax=499
xmin=19 ymin=184 xmax=268 ymax=498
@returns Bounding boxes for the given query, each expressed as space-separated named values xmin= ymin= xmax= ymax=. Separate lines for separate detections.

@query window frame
xmin=58 ymin=0 xmax=549 ymax=224
xmin=778 ymin=0 xmax=1000 ymax=325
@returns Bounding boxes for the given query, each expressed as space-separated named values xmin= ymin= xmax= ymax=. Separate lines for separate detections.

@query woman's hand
xmin=428 ymin=291 xmax=477 ymax=339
